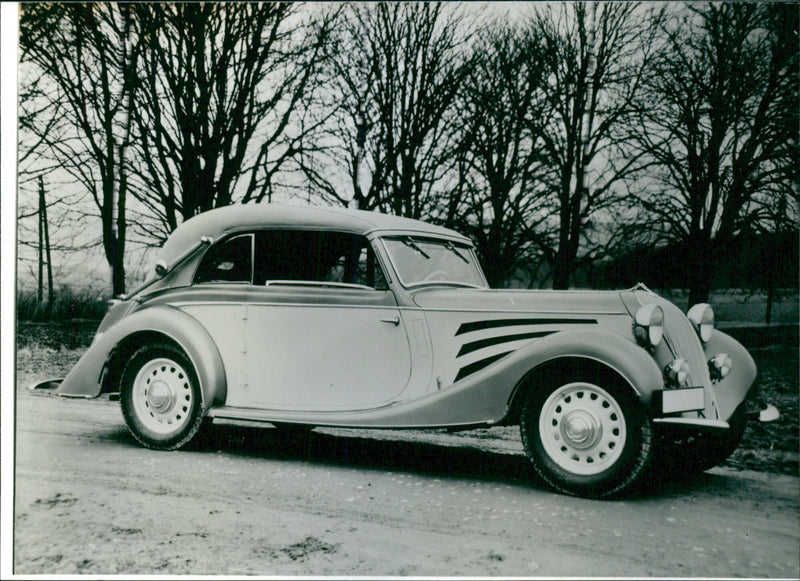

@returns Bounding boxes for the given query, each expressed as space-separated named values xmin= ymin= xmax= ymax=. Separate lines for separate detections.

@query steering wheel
xmin=423 ymin=270 xmax=450 ymax=282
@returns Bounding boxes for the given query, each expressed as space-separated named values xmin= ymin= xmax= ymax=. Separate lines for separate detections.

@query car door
xmin=233 ymin=229 xmax=413 ymax=411
xmin=178 ymin=232 xmax=254 ymax=398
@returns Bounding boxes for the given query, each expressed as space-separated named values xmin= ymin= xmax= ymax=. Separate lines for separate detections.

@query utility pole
xmin=38 ymin=176 xmax=53 ymax=318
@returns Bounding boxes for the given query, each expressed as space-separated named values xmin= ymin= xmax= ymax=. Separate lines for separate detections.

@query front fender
xmin=705 ymin=330 xmax=758 ymax=422
xmin=505 ymin=328 xmax=665 ymax=408
xmin=56 ymin=305 xmax=227 ymax=412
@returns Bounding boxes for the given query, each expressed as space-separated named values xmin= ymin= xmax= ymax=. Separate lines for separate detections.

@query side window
xmin=194 ymin=234 xmax=253 ymax=284
xmin=254 ymin=230 xmax=388 ymax=290
xmin=324 ymin=244 xmax=388 ymax=290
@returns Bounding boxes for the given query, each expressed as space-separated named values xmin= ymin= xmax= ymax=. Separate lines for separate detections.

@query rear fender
xmin=56 ymin=305 xmax=226 ymax=413
xmin=505 ymin=329 xmax=664 ymax=421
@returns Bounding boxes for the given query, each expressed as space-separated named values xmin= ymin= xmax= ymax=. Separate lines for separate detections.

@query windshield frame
xmin=379 ymin=235 xmax=489 ymax=290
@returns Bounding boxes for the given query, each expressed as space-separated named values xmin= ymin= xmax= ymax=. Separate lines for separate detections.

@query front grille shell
xmin=634 ymin=292 xmax=719 ymax=420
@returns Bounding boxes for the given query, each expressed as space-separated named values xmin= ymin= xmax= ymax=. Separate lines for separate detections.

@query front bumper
xmin=652 ymin=385 xmax=780 ymax=432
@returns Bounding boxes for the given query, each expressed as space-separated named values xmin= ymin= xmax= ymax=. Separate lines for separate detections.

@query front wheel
xmin=120 ymin=341 xmax=205 ymax=451
xmin=521 ymin=378 xmax=653 ymax=499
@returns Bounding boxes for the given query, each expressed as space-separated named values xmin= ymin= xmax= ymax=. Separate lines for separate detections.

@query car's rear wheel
xmin=120 ymin=342 xmax=205 ymax=451
xmin=521 ymin=376 xmax=653 ymax=499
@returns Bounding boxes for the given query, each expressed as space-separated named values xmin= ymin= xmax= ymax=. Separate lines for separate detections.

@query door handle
xmin=380 ymin=316 xmax=401 ymax=326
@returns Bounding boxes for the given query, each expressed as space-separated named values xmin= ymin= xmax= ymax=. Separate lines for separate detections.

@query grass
xmin=661 ymin=288 xmax=798 ymax=326
xmin=16 ymin=287 xmax=108 ymax=322
xmin=727 ymin=339 xmax=799 ymax=474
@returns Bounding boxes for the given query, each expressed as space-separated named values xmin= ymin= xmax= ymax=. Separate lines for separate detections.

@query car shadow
xmin=192 ymin=423 xmax=546 ymax=489
xmin=108 ymin=422 xmax=750 ymax=499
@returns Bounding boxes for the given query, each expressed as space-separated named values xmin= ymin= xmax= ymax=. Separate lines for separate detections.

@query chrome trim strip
xmin=264 ymin=280 xmax=376 ymax=291
xmin=166 ymin=299 xmax=624 ymax=315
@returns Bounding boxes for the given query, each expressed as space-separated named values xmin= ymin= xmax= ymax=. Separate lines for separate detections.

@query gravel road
xmin=13 ymin=386 xmax=800 ymax=577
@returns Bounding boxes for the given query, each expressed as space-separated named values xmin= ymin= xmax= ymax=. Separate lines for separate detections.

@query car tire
xmin=120 ymin=341 xmax=205 ymax=451
xmin=520 ymin=374 xmax=653 ymax=499
xmin=655 ymin=407 xmax=746 ymax=474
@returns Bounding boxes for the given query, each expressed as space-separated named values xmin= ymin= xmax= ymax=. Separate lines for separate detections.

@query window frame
xmin=194 ymin=228 xmax=390 ymax=291
xmin=193 ymin=232 xmax=255 ymax=285
xmin=379 ymin=235 xmax=488 ymax=290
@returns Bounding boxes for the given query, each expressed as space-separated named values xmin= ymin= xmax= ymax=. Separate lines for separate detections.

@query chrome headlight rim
xmin=687 ymin=303 xmax=714 ymax=343
xmin=633 ymin=304 xmax=664 ymax=348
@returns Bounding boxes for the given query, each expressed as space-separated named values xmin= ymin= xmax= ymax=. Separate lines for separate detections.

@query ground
xmin=10 ymin=314 xmax=800 ymax=577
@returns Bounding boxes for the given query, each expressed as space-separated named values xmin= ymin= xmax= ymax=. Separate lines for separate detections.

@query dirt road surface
xmin=13 ymin=387 xmax=800 ymax=577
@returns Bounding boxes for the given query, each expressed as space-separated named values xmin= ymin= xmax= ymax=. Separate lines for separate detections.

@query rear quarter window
xmin=194 ymin=234 xmax=253 ymax=284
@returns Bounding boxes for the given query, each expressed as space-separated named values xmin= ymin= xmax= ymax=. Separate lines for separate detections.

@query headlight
xmin=687 ymin=303 xmax=714 ymax=342
xmin=633 ymin=304 xmax=664 ymax=348
xmin=708 ymin=353 xmax=732 ymax=381
xmin=664 ymin=358 xmax=691 ymax=387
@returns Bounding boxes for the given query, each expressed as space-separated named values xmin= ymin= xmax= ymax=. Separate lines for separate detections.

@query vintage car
xmin=47 ymin=204 xmax=778 ymax=498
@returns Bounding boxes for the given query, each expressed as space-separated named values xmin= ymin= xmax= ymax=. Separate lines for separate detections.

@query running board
xmin=206 ymin=405 xmax=493 ymax=431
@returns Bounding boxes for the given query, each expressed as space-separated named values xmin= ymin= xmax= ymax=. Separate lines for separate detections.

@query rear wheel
xmin=120 ymin=342 xmax=205 ymax=451
xmin=521 ymin=375 xmax=653 ymax=499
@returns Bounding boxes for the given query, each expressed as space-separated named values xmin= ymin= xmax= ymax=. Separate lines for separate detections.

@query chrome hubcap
xmin=147 ymin=381 xmax=174 ymax=412
xmin=539 ymin=382 xmax=626 ymax=476
xmin=562 ymin=410 xmax=601 ymax=449
xmin=131 ymin=357 xmax=193 ymax=435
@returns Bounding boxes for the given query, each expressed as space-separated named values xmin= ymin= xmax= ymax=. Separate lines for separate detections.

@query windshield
xmin=381 ymin=236 xmax=487 ymax=289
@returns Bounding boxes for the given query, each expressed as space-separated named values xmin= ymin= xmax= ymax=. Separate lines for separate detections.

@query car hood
xmin=413 ymin=288 xmax=630 ymax=315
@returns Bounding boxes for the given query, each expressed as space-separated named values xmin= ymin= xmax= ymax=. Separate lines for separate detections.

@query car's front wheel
xmin=520 ymin=376 xmax=653 ymax=499
xmin=120 ymin=341 xmax=205 ymax=451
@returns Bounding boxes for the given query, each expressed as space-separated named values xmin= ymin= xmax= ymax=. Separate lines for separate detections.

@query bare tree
xmin=632 ymin=2 xmax=798 ymax=305
xmin=304 ymin=3 xmax=473 ymax=219
xmin=128 ymin=3 xmax=337 ymax=241
xmin=20 ymin=3 xmax=139 ymax=296
xmin=531 ymin=2 xmax=663 ymax=289
xmin=451 ymin=24 xmax=551 ymax=287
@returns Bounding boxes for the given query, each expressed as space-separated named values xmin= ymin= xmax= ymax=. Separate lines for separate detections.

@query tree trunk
xmin=687 ymin=249 xmax=714 ymax=306
xmin=552 ymin=251 xmax=571 ymax=290
xmin=765 ymin=284 xmax=774 ymax=324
